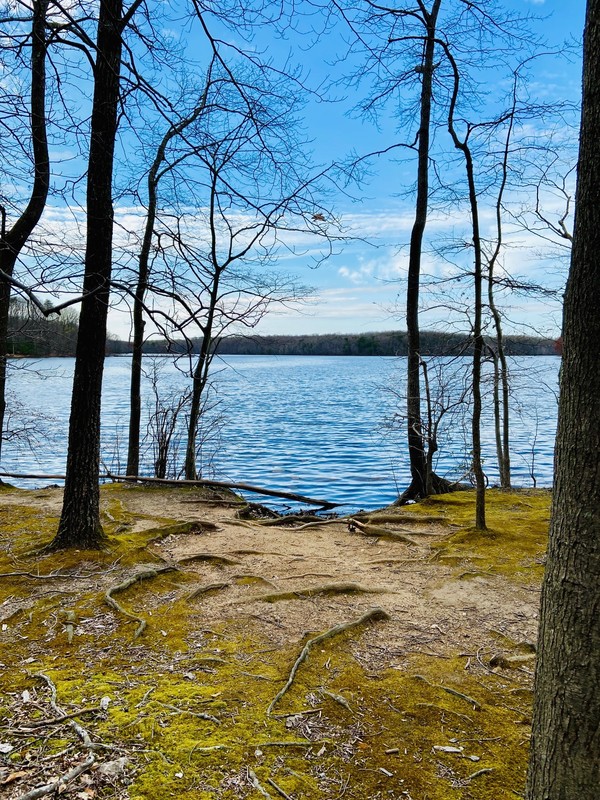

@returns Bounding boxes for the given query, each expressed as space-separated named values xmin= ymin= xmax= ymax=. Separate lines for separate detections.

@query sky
xmin=236 ymin=0 xmax=586 ymax=342
xmin=5 ymin=0 xmax=587 ymax=342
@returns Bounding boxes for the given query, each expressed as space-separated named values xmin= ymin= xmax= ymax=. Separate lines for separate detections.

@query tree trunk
xmin=53 ymin=0 xmax=127 ymax=549
xmin=464 ymin=145 xmax=486 ymax=530
xmin=0 ymin=0 xmax=49 ymax=464
xmin=403 ymin=0 xmax=441 ymax=500
xmin=526 ymin=1 xmax=600 ymax=795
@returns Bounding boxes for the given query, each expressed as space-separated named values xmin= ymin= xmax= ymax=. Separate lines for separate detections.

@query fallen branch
xmin=0 ymin=471 xmax=338 ymax=507
xmin=43 ymin=470 xmax=343 ymax=512
xmin=104 ymin=566 xmax=176 ymax=638
xmin=267 ymin=607 xmax=390 ymax=715
xmin=413 ymin=675 xmax=482 ymax=711
xmin=255 ymin=583 xmax=385 ymax=603
xmin=16 ymin=753 xmax=95 ymax=800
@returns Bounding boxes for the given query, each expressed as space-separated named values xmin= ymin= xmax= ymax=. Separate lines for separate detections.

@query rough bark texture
xmin=526 ymin=1 xmax=600 ymax=796
xmin=0 ymin=0 xmax=49 ymax=464
xmin=403 ymin=0 xmax=441 ymax=500
xmin=53 ymin=0 xmax=125 ymax=548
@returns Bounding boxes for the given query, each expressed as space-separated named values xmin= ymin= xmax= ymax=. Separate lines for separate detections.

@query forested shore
xmin=7 ymin=305 xmax=558 ymax=358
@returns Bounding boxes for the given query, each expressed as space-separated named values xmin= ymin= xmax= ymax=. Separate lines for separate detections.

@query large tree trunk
xmin=402 ymin=0 xmax=441 ymax=501
xmin=526 ymin=1 xmax=600 ymax=796
xmin=0 ymin=0 xmax=49 ymax=464
xmin=53 ymin=0 xmax=126 ymax=549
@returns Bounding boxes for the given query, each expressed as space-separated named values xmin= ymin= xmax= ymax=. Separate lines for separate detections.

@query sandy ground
xmin=1 ymin=483 xmax=540 ymax=659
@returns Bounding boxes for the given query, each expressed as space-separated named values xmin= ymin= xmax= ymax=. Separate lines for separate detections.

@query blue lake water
xmin=2 ymin=354 xmax=559 ymax=511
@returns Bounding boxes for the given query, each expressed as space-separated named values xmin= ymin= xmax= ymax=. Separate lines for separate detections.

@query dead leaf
xmin=1 ymin=771 xmax=29 ymax=786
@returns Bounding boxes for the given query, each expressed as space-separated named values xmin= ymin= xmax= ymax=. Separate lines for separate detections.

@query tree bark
xmin=526 ymin=1 xmax=600 ymax=795
xmin=0 ymin=0 xmax=49 ymax=464
xmin=53 ymin=0 xmax=128 ymax=548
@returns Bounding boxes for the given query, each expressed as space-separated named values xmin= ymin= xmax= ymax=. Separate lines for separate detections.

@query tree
xmin=526 ymin=0 xmax=600 ymax=796
xmin=53 ymin=0 xmax=138 ymax=549
xmin=0 ymin=0 xmax=50 ymax=465
xmin=125 ymin=68 xmax=215 ymax=477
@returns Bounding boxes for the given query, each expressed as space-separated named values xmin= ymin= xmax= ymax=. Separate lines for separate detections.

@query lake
xmin=2 ymin=354 xmax=559 ymax=512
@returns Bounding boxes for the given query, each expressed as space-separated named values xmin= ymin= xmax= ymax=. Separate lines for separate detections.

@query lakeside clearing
xmin=0 ymin=485 xmax=549 ymax=799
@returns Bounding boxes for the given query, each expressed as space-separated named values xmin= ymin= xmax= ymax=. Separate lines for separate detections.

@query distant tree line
xmin=116 ymin=330 xmax=559 ymax=358
xmin=9 ymin=314 xmax=559 ymax=358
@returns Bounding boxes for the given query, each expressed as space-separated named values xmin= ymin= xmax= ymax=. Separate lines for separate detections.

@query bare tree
xmin=125 ymin=65 xmax=216 ymax=477
xmin=0 ymin=0 xmax=50 ymax=465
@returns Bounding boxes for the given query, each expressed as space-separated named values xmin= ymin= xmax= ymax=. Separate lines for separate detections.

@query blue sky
xmin=217 ymin=0 xmax=586 ymax=342
xmin=4 ymin=0 xmax=586 ymax=341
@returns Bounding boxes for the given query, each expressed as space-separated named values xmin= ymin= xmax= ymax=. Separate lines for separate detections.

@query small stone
xmin=97 ymin=757 xmax=128 ymax=778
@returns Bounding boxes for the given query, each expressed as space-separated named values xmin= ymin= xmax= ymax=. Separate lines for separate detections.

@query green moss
xmin=411 ymin=490 xmax=550 ymax=583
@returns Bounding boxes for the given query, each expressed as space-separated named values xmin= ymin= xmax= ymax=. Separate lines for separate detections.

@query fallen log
xmin=0 ymin=471 xmax=338 ymax=510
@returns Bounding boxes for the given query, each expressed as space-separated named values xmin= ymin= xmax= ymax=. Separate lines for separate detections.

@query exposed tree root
xmin=357 ymin=513 xmax=447 ymax=526
xmin=255 ymin=514 xmax=324 ymax=527
xmin=267 ymin=776 xmax=295 ymax=800
xmin=394 ymin=474 xmax=468 ymax=505
xmin=151 ymin=700 xmax=219 ymax=724
xmin=177 ymin=553 xmax=240 ymax=566
xmin=285 ymin=572 xmax=334 ymax=580
xmin=254 ymin=583 xmax=385 ymax=603
xmin=104 ymin=566 xmax=176 ymax=638
xmin=187 ymin=582 xmax=230 ymax=601
xmin=348 ymin=518 xmax=418 ymax=545
xmin=233 ymin=574 xmax=278 ymax=588
xmin=267 ymin=607 xmax=390 ymax=715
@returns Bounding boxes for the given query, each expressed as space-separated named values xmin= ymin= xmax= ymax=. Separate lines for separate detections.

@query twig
xmin=247 ymin=768 xmax=273 ymax=798
xmin=267 ymin=608 xmax=390 ymax=715
xmin=104 ymin=566 xmax=176 ymax=638
xmin=16 ymin=674 xmax=99 ymax=800
xmin=413 ymin=675 xmax=482 ymax=711
xmin=267 ymin=777 xmax=295 ymax=800
xmin=468 ymin=767 xmax=494 ymax=780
